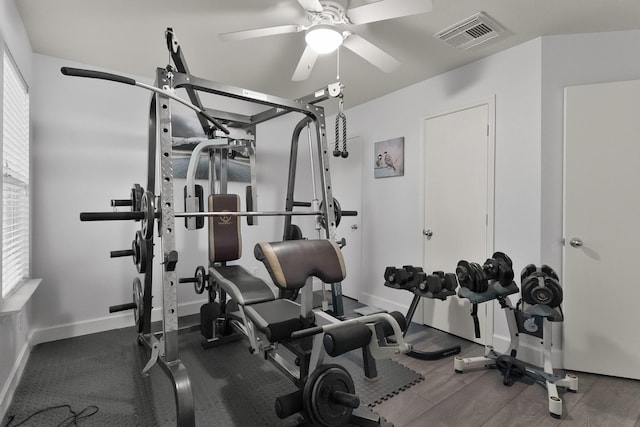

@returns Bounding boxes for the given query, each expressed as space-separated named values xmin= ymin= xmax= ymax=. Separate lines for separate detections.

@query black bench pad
xmin=244 ymin=299 xmax=306 ymax=342
xmin=209 ymin=265 xmax=275 ymax=306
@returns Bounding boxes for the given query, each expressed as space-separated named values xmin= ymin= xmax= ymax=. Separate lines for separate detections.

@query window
xmin=2 ymin=48 xmax=30 ymax=299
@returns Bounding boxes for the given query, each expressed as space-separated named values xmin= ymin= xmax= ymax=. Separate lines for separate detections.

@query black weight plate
xmin=521 ymin=274 xmax=540 ymax=305
xmin=319 ymin=197 xmax=343 ymax=229
xmin=483 ymin=258 xmax=499 ymax=280
xmin=541 ymin=264 xmax=559 ymax=281
xmin=194 ymin=265 xmax=207 ymax=295
xmin=545 ymin=277 xmax=563 ymax=308
xmin=131 ymin=184 xmax=144 ymax=212
xmin=140 ymin=191 xmax=155 ymax=240
xmin=493 ymin=251 xmax=513 ymax=268
xmin=520 ymin=264 xmax=537 ymax=284
xmin=303 ymin=364 xmax=356 ymax=427
xmin=133 ymin=231 xmax=147 ymax=274
xmin=456 ymin=260 xmax=474 ymax=291
xmin=495 ymin=258 xmax=515 ymax=286
xmin=470 ymin=262 xmax=488 ymax=293
xmin=132 ymin=277 xmax=144 ymax=333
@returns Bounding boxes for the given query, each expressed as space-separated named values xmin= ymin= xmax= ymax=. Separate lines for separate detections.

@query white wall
xmin=347 ymin=38 xmax=542 ymax=344
xmin=0 ymin=0 xmax=34 ymax=418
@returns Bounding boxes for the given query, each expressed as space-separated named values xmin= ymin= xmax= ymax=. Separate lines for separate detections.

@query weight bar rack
xmin=66 ymin=29 xmax=350 ymax=425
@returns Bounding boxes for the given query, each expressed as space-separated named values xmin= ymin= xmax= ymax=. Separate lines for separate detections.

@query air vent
xmin=434 ymin=12 xmax=503 ymax=50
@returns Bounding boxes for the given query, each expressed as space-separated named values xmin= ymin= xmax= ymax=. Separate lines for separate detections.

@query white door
xmin=422 ymin=101 xmax=494 ymax=345
xmin=563 ymin=80 xmax=640 ymax=379
xmin=330 ymin=140 xmax=363 ymax=300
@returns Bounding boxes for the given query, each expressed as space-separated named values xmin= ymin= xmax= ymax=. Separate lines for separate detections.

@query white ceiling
xmin=15 ymin=0 xmax=640 ymax=113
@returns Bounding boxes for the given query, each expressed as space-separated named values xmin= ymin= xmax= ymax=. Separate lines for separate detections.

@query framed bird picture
xmin=374 ymin=137 xmax=404 ymax=178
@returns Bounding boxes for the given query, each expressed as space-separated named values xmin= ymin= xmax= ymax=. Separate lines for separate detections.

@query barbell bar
xmin=80 ymin=210 xmax=342 ymax=221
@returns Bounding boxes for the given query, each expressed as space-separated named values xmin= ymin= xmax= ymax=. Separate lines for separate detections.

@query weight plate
xmin=456 ymin=260 xmax=474 ymax=291
xmin=132 ymin=277 xmax=144 ymax=333
xmin=194 ymin=266 xmax=207 ymax=294
xmin=319 ymin=197 xmax=343 ymax=229
xmin=493 ymin=251 xmax=513 ymax=268
xmin=541 ymin=264 xmax=559 ymax=281
xmin=521 ymin=274 xmax=540 ymax=305
xmin=303 ymin=364 xmax=356 ymax=427
xmin=470 ymin=262 xmax=488 ymax=293
xmin=132 ymin=231 xmax=147 ymax=274
xmin=545 ymin=277 xmax=564 ymax=308
xmin=520 ymin=264 xmax=537 ymax=284
xmin=140 ymin=191 xmax=155 ymax=240
xmin=131 ymin=184 xmax=144 ymax=212
xmin=483 ymin=258 xmax=499 ymax=280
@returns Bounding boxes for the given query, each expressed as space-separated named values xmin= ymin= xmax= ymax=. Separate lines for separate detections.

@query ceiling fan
xmin=219 ymin=0 xmax=433 ymax=81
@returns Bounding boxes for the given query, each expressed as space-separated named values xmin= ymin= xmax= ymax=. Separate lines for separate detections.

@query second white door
xmin=422 ymin=101 xmax=494 ymax=345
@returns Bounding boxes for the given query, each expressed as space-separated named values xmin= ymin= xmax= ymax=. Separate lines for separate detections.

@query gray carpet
xmin=2 ymin=326 xmax=422 ymax=426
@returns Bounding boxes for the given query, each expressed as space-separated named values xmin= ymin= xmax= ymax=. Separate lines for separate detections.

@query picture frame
xmin=374 ymin=137 xmax=404 ymax=178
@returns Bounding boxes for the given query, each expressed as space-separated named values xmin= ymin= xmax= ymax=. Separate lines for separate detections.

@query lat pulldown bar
xmin=60 ymin=67 xmax=230 ymax=135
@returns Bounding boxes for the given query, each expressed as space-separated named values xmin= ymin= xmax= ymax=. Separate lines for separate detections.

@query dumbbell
xmin=456 ymin=261 xmax=489 ymax=293
xmin=483 ymin=252 xmax=515 ymax=286
xmin=416 ymin=271 xmax=458 ymax=295
xmin=521 ymin=264 xmax=563 ymax=308
xmin=384 ymin=265 xmax=423 ymax=290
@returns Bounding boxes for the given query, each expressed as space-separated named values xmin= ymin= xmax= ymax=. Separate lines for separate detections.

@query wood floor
xmin=370 ymin=323 xmax=640 ymax=427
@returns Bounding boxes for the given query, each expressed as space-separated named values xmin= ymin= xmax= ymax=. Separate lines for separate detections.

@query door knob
xmin=569 ymin=238 xmax=583 ymax=248
xmin=423 ymin=229 xmax=433 ymax=239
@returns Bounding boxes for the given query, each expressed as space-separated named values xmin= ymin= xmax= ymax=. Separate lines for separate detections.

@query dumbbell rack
xmin=453 ymin=280 xmax=578 ymax=418
xmin=384 ymin=268 xmax=461 ymax=360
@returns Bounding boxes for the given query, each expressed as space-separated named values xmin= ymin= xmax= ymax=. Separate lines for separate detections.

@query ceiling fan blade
xmin=292 ymin=45 xmax=320 ymax=81
xmin=297 ymin=0 xmax=324 ymax=12
xmin=347 ymin=0 xmax=433 ymax=25
xmin=219 ymin=24 xmax=302 ymax=41
xmin=342 ymin=33 xmax=399 ymax=73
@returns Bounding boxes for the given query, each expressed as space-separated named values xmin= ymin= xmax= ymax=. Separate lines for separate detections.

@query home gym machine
xmin=452 ymin=253 xmax=578 ymax=419
xmin=65 ymin=28 xmax=410 ymax=426
xmin=382 ymin=266 xmax=461 ymax=360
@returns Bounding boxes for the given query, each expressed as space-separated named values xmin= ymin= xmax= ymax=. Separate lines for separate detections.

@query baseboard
xmin=492 ymin=333 xmax=562 ymax=368
xmin=0 ymin=337 xmax=31 ymax=421
xmin=31 ymin=299 xmax=206 ymax=346
xmin=358 ymin=292 xmax=409 ymax=318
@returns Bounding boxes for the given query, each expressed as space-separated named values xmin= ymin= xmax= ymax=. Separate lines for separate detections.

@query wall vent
xmin=434 ymin=12 xmax=503 ymax=50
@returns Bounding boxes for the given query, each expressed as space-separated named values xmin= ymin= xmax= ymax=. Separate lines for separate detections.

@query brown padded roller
xmin=254 ymin=239 xmax=346 ymax=290
xmin=209 ymin=194 xmax=242 ymax=262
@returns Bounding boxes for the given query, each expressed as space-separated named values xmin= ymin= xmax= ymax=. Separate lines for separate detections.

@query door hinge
xmin=487 ymin=124 xmax=489 ymax=136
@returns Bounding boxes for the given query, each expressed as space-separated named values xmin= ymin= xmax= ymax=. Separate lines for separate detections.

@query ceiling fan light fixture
xmin=305 ymin=24 xmax=343 ymax=54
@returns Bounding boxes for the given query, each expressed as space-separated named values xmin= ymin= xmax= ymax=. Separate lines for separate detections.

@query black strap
xmin=471 ymin=304 xmax=481 ymax=338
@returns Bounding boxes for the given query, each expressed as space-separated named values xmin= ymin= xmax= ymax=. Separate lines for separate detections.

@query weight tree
xmin=63 ymin=29 xmax=348 ymax=426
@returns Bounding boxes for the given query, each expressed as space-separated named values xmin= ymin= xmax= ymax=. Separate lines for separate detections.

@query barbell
xmin=81 ymin=199 xmax=357 ymax=236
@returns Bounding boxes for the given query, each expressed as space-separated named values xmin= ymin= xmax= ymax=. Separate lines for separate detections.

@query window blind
xmin=2 ymin=49 xmax=29 ymax=298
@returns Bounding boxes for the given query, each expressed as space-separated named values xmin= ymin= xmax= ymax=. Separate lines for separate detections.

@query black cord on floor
xmin=3 ymin=404 xmax=99 ymax=427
